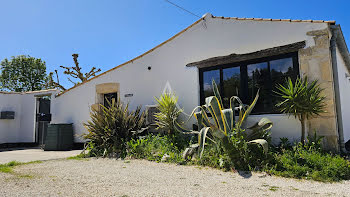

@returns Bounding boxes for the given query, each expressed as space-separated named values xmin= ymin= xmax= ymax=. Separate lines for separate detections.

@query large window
xmin=199 ymin=53 xmax=299 ymax=114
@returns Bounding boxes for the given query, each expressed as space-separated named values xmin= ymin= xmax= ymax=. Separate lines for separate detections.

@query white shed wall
xmin=51 ymin=15 xmax=328 ymax=144
xmin=0 ymin=90 xmax=58 ymax=144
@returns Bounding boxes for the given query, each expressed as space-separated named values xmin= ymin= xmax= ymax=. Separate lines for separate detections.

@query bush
xmin=83 ymin=99 xmax=146 ymax=158
xmin=154 ymin=92 xmax=182 ymax=135
xmin=127 ymin=135 xmax=184 ymax=163
xmin=266 ymin=141 xmax=350 ymax=182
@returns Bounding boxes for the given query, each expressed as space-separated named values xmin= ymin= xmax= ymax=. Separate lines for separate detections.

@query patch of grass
xmin=266 ymin=147 xmax=350 ymax=182
xmin=0 ymin=160 xmax=42 ymax=174
xmin=0 ymin=161 xmax=23 ymax=173
xmin=269 ymin=186 xmax=279 ymax=191
xmin=289 ymin=186 xmax=299 ymax=191
xmin=67 ymin=154 xmax=89 ymax=161
xmin=17 ymin=174 xmax=34 ymax=179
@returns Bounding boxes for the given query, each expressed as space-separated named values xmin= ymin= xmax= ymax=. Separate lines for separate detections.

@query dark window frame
xmin=199 ymin=52 xmax=299 ymax=115
xmin=103 ymin=92 xmax=118 ymax=108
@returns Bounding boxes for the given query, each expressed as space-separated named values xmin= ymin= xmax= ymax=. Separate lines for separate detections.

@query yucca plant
xmin=275 ymin=77 xmax=326 ymax=144
xmin=154 ymin=93 xmax=183 ymax=135
xmin=83 ymin=99 xmax=147 ymax=157
xmin=175 ymin=80 xmax=273 ymax=170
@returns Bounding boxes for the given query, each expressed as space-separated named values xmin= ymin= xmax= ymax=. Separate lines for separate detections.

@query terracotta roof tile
xmin=212 ymin=16 xmax=335 ymax=24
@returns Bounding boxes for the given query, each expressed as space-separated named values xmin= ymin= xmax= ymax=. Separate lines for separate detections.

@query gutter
xmin=330 ymin=25 xmax=349 ymax=153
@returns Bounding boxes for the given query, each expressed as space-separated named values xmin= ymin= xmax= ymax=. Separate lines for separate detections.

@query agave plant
xmin=175 ymin=80 xmax=273 ymax=169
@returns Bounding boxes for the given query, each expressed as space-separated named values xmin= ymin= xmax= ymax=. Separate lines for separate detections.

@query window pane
xmin=270 ymin=57 xmax=295 ymax=111
xmin=247 ymin=62 xmax=271 ymax=113
xmin=270 ymin=57 xmax=294 ymax=86
xmin=223 ymin=67 xmax=240 ymax=107
xmin=203 ymin=69 xmax=220 ymax=99
xmin=104 ymin=92 xmax=117 ymax=108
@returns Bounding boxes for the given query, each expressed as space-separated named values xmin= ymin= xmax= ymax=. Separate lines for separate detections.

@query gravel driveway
xmin=0 ymin=158 xmax=349 ymax=197
xmin=0 ymin=148 xmax=82 ymax=164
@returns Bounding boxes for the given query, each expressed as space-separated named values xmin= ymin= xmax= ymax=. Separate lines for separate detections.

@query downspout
xmin=329 ymin=25 xmax=347 ymax=153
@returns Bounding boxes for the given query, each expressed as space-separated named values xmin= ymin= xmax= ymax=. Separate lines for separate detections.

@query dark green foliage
xmin=127 ymin=135 xmax=184 ymax=163
xmin=269 ymin=145 xmax=350 ymax=182
xmin=266 ymin=136 xmax=350 ymax=182
xmin=275 ymin=77 xmax=326 ymax=142
xmin=0 ymin=55 xmax=48 ymax=91
xmin=83 ymin=99 xmax=146 ymax=158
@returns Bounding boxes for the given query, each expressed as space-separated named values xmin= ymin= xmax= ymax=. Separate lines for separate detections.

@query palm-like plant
xmin=154 ymin=93 xmax=183 ymax=135
xmin=275 ymin=77 xmax=326 ymax=143
xmin=83 ymin=99 xmax=147 ymax=157
xmin=175 ymin=80 xmax=273 ymax=169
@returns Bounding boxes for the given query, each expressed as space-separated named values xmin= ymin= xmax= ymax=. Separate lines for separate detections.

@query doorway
xmin=35 ymin=97 xmax=51 ymax=146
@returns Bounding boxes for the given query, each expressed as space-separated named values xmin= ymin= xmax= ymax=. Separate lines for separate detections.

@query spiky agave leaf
xmin=248 ymin=139 xmax=268 ymax=155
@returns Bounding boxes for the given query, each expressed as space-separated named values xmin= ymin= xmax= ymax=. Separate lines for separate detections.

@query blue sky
xmin=0 ymin=0 xmax=349 ymax=89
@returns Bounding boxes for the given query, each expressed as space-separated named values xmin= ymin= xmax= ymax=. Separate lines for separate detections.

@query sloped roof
xmin=56 ymin=14 xmax=337 ymax=97
xmin=0 ymin=89 xmax=57 ymax=95
xmin=212 ymin=15 xmax=336 ymax=24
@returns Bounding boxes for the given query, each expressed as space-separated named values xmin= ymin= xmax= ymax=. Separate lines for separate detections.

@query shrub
xmin=127 ymin=135 xmax=184 ymax=163
xmin=269 ymin=146 xmax=350 ymax=182
xmin=83 ymin=99 xmax=147 ymax=158
xmin=154 ymin=92 xmax=182 ymax=135
xmin=154 ymin=92 xmax=190 ymax=150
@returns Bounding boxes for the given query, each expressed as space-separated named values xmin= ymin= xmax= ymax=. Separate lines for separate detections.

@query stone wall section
xmin=298 ymin=27 xmax=339 ymax=151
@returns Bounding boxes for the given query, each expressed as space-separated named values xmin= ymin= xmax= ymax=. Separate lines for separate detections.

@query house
xmin=1 ymin=13 xmax=350 ymax=152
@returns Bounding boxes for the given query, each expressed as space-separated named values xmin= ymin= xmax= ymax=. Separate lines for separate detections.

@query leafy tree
xmin=275 ymin=77 xmax=326 ymax=143
xmin=48 ymin=54 xmax=101 ymax=90
xmin=0 ymin=55 xmax=47 ymax=92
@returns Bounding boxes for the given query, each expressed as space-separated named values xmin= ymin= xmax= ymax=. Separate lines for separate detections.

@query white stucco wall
xmin=0 ymin=90 xmax=58 ymax=144
xmin=336 ymin=48 xmax=350 ymax=143
xmin=51 ymin=15 xmax=329 ymax=144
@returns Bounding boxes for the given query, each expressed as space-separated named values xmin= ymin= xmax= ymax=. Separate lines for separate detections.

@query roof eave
xmin=331 ymin=25 xmax=350 ymax=72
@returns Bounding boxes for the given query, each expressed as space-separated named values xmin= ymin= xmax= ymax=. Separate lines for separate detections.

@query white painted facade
xmin=0 ymin=90 xmax=58 ymax=144
xmin=50 ymin=14 xmax=331 ymax=144
xmin=336 ymin=48 xmax=350 ymax=143
xmin=1 ymin=14 xmax=347 ymax=147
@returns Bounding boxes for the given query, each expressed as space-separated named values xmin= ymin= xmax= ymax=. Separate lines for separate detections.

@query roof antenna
xmin=164 ymin=0 xmax=201 ymax=19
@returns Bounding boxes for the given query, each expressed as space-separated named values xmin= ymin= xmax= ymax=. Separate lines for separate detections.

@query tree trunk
xmin=300 ymin=115 xmax=306 ymax=144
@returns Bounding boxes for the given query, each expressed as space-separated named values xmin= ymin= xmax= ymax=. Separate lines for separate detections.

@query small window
xmin=103 ymin=92 xmax=118 ymax=108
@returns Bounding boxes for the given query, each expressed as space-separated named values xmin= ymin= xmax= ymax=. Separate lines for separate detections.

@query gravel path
xmin=0 ymin=158 xmax=349 ymax=197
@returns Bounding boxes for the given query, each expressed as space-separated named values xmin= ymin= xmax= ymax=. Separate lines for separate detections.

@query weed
xmin=67 ymin=154 xmax=89 ymax=161
xmin=269 ymin=186 xmax=279 ymax=191
xmin=0 ymin=160 xmax=42 ymax=174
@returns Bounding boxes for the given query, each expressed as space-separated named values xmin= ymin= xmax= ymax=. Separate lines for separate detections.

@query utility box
xmin=0 ymin=111 xmax=15 ymax=119
xmin=44 ymin=123 xmax=73 ymax=151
